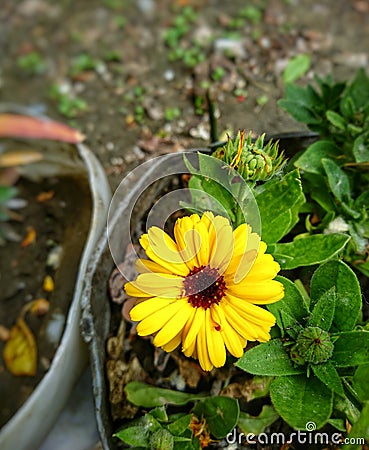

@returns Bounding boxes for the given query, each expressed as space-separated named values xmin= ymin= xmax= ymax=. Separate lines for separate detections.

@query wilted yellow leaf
xmin=43 ymin=275 xmax=54 ymax=292
xmin=0 ymin=150 xmax=43 ymax=168
xmin=3 ymin=318 xmax=37 ymax=376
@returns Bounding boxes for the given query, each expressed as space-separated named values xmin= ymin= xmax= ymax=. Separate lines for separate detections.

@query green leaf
xmin=353 ymin=131 xmax=369 ymax=163
xmin=167 ymin=414 xmax=192 ymax=436
xmin=268 ymin=233 xmax=350 ymax=270
xmin=341 ymin=401 xmax=369 ymax=450
xmin=0 ymin=185 xmax=17 ymax=203
xmin=270 ymin=375 xmax=333 ymax=430
xmin=341 ymin=68 xmax=369 ymax=112
xmin=282 ymin=54 xmax=311 ymax=84
xmin=294 ymin=141 xmax=340 ymax=175
xmin=331 ymin=331 xmax=369 ymax=367
xmin=312 ymin=361 xmax=344 ymax=396
xmin=237 ymin=405 xmax=279 ymax=435
xmin=150 ymin=406 xmax=169 ymax=422
xmin=255 ymin=169 xmax=305 ymax=243
xmin=125 ymin=382 xmax=206 ymax=408
xmin=113 ymin=414 xmax=161 ymax=446
xmin=310 ymin=260 xmax=362 ymax=332
xmin=267 ymin=276 xmax=309 ymax=331
xmin=278 ymin=83 xmax=321 ymax=125
xmin=326 ymin=110 xmax=346 ymax=130
xmin=353 ymin=364 xmax=369 ymax=401
xmin=236 ymin=339 xmax=304 ymax=376
xmin=322 ymin=159 xmax=352 ymax=205
xmin=192 ymin=397 xmax=239 ymax=439
xmin=307 ymin=287 xmax=336 ymax=331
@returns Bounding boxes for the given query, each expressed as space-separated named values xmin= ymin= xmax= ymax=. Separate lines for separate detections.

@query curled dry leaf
xmin=36 ymin=190 xmax=55 ymax=202
xmin=0 ymin=114 xmax=85 ymax=143
xmin=30 ymin=298 xmax=50 ymax=317
xmin=21 ymin=226 xmax=36 ymax=247
xmin=3 ymin=317 xmax=37 ymax=376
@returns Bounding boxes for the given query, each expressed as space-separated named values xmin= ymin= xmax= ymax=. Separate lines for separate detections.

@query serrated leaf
xmin=312 ymin=362 xmax=344 ymax=396
xmin=331 ymin=331 xmax=369 ymax=367
xmin=282 ymin=54 xmax=311 ymax=84
xmin=270 ymin=375 xmax=333 ymax=430
xmin=236 ymin=339 xmax=304 ymax=376
xmin=294 ymin=141 xmax=340 ymax=175
xmin=268 ymin=233 xmax=350 ymax=270
xmin=192 ymin=397 xmax=239 ymax=439
xmin=310 ymin=260 xmax=362 ymax=331
xmin=255 ymin=169 xmax=305 ymax=244
xmin=237 ymin=405 xmax=279 ymax=435
xmin=125 ymin=381 xmax=206 ymax=408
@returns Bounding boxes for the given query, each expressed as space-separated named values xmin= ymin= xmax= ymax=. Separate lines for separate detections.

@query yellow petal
xmin=140 ymin=232 xmax=189 ymax=276
xmin=126 ymin=272 xmax=183 ymax=298
xmin=221 ymin=302 xmax=259 ymax=340
xmin=135 ymin=259 xmax=172 ymax=274
xmin=174 ymin=216 xmax=199 ymax=269
xmin=130 ymin=297 xmax=174 ymax=322
xmin=153 ymin=300 xmax=193 ymax=347
xmin=206 ymin=312 xmax=226 ymax=368
xmin=220 ymin=317 xmax=246 ymax=358
xmin=209 ymin=217 xmax=234 ymax=272
xmin=196 ymin=310 xmax=213 ymax=371
xmin=226 ymin=294 xmax=276 ymax=326
xmin=162 ymin=330 xmax=182 ymax=352
xmin=182 ymin=307 xmax=205 ymax=351
xmin=194 ymin=220 xmax=210 ymax=267
xmin=228 ymin=279 xmax=284 ymax=302
xmin=136 ymin=300 xmax=183 ymax=336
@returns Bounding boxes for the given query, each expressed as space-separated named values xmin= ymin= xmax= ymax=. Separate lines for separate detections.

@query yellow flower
xmin=125 ymin=212 xmax=284 ymax=371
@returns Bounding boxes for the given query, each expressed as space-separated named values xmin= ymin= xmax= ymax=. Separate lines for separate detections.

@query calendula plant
xmin=278 ymin=68 xmax=369 ymax=276
xmin=115 ymin=118 xmax=369 ymax=447
xmin=237 ymin=259 xmax=369 ymax=430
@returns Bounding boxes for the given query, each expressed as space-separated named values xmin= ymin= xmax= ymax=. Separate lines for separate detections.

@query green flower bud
xmin=150 ymin=429 xmax=174 ymax=450
xmin=212 ymin=130 xmax=286 ymax=183
xmin=291 ymin=326 xmax=334 ymax=365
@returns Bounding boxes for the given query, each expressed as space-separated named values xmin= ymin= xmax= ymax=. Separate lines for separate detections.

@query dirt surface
xmin=1 ymin=0 xmax=369 ymax=192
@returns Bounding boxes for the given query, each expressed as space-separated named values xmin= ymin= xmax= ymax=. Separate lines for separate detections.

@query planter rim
xmin=0 ymin=105 xmax=112 ymax=450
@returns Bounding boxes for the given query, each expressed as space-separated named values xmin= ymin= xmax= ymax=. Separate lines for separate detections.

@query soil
xmin=1 ymin=0 xmax=369 ymax=191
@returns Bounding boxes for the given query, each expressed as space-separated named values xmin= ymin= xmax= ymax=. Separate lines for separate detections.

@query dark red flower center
xmin=183 ymin=265 xmax=227 ymax=310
